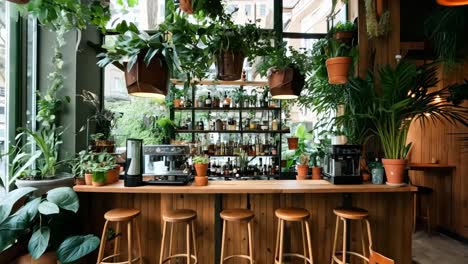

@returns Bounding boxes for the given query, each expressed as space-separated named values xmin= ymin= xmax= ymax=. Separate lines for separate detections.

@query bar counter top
xmin=73 ymin=179 xmax=417 ymax=194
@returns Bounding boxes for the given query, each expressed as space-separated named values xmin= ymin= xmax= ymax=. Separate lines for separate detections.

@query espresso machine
xmin=142 ymin=145 xmax=192 ymax=185
xmin=322 ymin=145 xmax=362 ymax=184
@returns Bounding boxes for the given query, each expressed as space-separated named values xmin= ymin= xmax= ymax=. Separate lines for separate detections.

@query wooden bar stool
xmin=159 ymin=209 xmax=198 ymax=264
xmin=96 ymin=208 xmax=143 ymax=264
xmin=220 ymin=209 xmax=255 ymax=264
xmin=413 ymin=185 xmax=433 ymax=234
xmin=274 ymin=208 xmax=313 ymax=264
xmin=330 ymin=207 xmax=373 ymax=264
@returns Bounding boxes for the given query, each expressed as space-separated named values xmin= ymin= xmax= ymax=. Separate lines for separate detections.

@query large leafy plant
xmin=367 ymin=61 xmax=468 ymax=159
xmin=257 ymin=42 xmax=311 ymax=78
xmin=79 ymin=90 xmax=118 ymax=140
xmin=0 ymin=187 xmax=100 ymax=263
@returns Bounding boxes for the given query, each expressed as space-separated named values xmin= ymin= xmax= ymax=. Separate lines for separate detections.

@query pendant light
xmin=124 ymin=54 xmax=169 ymax=99
xmin=437 ymin=0 xmax=468 ymax=6
xmin=268 ymin=67 xmax=304 ymax=100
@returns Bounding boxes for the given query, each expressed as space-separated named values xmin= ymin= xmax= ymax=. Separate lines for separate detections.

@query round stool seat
xmin=220 ymin=209 xmax=254 ymax=222
xmin=333 ymin=207 xmax=368 ymax=220
xmin=104 ymin=208 xmax=141 ymax=222
xmin=163 ymin=209 xmax=197 ymax=223
xmin=275 ymin=207 xmax=310 ymax=221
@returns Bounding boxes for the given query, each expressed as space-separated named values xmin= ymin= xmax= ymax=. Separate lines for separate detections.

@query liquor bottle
xmin=216 ymin=162 xmax=222 ymax=176
xmin=233 ymin=158 xmax=238 ymax=177
xmin=272 ymin=116 xmax=279 ymax=130
xmin=255 ymin=136 xmax=261 ymax=155
xmin=228 ymin=158 xmax=233 ymax=176
xmin=210 ymin=161 xmax=217 ymax=176
xmin=205 ymin=92 xmax=212 ymax=108
xmin=223 ymin=92 xmax=230 ymax=108
xmin=267 ymin=159 xmax=272 ymax=176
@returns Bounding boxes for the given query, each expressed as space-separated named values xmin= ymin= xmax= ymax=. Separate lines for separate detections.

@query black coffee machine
xmin=322 ymin=145 xmax=362 ymax=184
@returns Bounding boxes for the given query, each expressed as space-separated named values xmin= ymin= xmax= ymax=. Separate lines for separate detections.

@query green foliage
xmin=79 ymin=90 xmax=118 ymax=140
xmin=70 ymin=151 xmax=93 ymax=177
xmin=297 ymin=153 xmax=310 ymax=166
xmin=193 ymin=155 xmax=209 ymax=164
xmin=366 ymin=61 xmax=468 ymax=159
xmin=257 ymin=42 xmax=311 ymax=77
xmin=0 ymin=187 xmax=100 ymax=262
xmin=425 ymin=6 xmax=468 ymax=69
xmin=330 ymin=21 xmax=356 ymax=33
xmin=97 ymin=21 xmax=178 ymax=73
xmin=89 ymin=152 xmax=116 ymax=173
xmin=327 ymin=38 xmax=355 ymax=58
xmin=364 ymin=0 xmax=390 ymax=38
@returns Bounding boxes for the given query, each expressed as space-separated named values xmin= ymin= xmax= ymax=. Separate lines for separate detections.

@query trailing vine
xmin=364 ymin=0 xmax=390 ymax=38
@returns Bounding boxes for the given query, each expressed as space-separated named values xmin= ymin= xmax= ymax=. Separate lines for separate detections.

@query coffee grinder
xmin=125 ymin=138 xmax=143 ymax=187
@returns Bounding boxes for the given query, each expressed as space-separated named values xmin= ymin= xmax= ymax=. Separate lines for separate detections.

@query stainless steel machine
xmin=322 ymin=144 xmax=362 ymax=184
xmin=142 ymin=145 xmax=192 ymax=185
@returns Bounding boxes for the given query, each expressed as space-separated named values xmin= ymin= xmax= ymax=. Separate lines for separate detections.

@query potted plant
xmin=0 ymin=187 xmax=100 ymax=263
xmin=156 ymin=117 xmax=176 ymax=144
xmin=330 ymin=21 xmax=357 ymax=44
xmin=193 ymin=155 xmax=209 ymax=186
xmin=97 ymin=21 xmax=177 ymax=98
xmin=325 ymin=39 xmax=354 ymax=85
xmin=366 ymin=61 xmax=468 ymax=185
xmin=172 ymin=88 xmax=184 ymax=108
xmin=79 ymin=90 xmax=119 ymax=152
xmin=70 ymin=150 xmax=93 ymax=185
xmin=176 ymin=0 xmax=224 ymax=19
xmin=296 ymin=153 xmax=310 ymax=180
xmin=369 ymin=159 xmax=384 ymax=184
xmin=89 ymin=152 xmax=117 ymax=187
xmin=258 ymin=43 xmax=310 ymax=99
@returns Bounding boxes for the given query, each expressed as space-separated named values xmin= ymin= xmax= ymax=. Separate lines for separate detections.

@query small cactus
xmin=298 ymin=153 xmax=310 ymax=166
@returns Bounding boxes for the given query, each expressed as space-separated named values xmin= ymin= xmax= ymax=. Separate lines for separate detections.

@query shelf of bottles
xmin=171 ymin=79 xmax=285 ymax=179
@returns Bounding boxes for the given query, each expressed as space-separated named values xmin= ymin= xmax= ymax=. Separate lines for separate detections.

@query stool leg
xmin=365 ymin=219 xmax=373 ymax=251
xmin=305 ymin=220 xmax=313 ymax=264
xmin=330 ymin=216 xmax=339 ymax=264
xmin=341 ymin=218 xmax=347 ymax=264
xmin=128 ymin=221 xmax=133 ymax=264
xmin=191 ymin=221 xmax=198 ymax=263
xmin=114 ymin=222 xmax=121 ymax=262
xmin=248 ymin=221 xmax=254 ymax=264
xmin=186 ymin=223 xmax=191 ymax=264
xmin=159 ymin=221 xmax=167 ymax=264
xmin=168 ymin=223 xmax=173 ymax=264
xmin=426 ymin=207 xmax=431 ymax=235
xmin=134 ymin=218 xmax=143 ymax=264
xmin=413 ymin=193 xmax=417 ymax=233
xmin=220 ymin=220 xmax=226 ymax=264
xmin=275 ymin=218 xmax=280 ymax=262
xmin=361 ymin=221 xmax=366 ymax=264
xmin=97 ymin=220 xmax=109 ymax=264
xmin=301 ymin=221 xmax=307 ymax=264
xmin=278 ymin=219 xmax=285 ymax=264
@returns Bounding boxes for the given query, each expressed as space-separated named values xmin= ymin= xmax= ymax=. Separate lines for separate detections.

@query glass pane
xmin=225 ymin=0 xmax=274 ymax=29
xmin=283 ymin=37 xmax=321 ymax=51
xmin=283 ymin=0 xmax=346 ymax=33
xmin=107 ymin=0 xmax=166 ymax=30
xmin=0 ymin=1 xmax=8 ymax=192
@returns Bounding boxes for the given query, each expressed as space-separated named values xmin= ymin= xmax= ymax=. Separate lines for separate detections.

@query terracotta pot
xmin=312 ymin=167 xmax=322 ymax=180
xmin=334 ymin=31 xmax=355 ymax=44
xmin=325 ymin=57 xmax=352 ymax=84
xmin=15 ymin=252 xmax=58 ymax=264
xmin=287 ymin=137 xmax=299 ymax=150
xmin=216 ymin=50 xmax=245 ymax=81
xmin=106 ymin=166 xmax=120 ymax=184
xmin=74 ymin=177 xmax=86 ymax=185
xmin=382 ymin=159 xmax=407 ymax=185
xmin=362 ymin=171 xmax=371 ymax=182
xmin=178 ymin=0 xmax=193 ymax=14
xmin=268 ymin=67 xmax=305 ymax=99
xmin=92 ymin=181 xmax=106 ymax=187
xmin=85 ymin=173 xmax=93 ymax=185
xmin=194 ymin=176 xmax=208 ymax=186
xmin=0 ymin=242 xmax=26 ymax=264
xmin=296 ymin=165 xmax=309 ymax=179
xmin=194 ymin=163 xmax=209 ymax=177
xmin=124 ymin=52 xmax=169 ymax=98
xmin=173 ymin=99 xmax=182 ymax=108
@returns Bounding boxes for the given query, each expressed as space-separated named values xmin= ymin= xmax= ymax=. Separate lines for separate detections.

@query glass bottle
xmin=205 ymin=92 xmax=212 ymax=108
xmin=223 ymin=92 xmax=230 ymax=108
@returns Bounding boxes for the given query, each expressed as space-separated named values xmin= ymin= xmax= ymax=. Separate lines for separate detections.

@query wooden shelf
xmin=175 ymin=129 xmax=290 ymax=134
xmin=208 ymin=154 xmax=278 ymax=157
xmin=408 ymin=163 xmax=456 ymax=170
xmin=173 ymin=107 xmax=280 ymax=111
xmin=170 ymin=79 xmax=268 ymax=87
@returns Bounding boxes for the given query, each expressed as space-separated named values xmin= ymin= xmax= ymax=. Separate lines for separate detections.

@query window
xmin=107 ymin=0 xmax=166 ymax=30
xmin=259 ymin=4 xmax=266 ymax=16
xmin=0 ymin=1 xmax=10 ymax=186
xmin=245 ymin=4 xmax=252 ymax=17
xmin=225 ymin=0 xmax=273 ymax=29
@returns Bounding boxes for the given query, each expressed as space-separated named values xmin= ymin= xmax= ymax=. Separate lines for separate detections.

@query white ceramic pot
xmin=15 ymin=172 xmax=74 ymax=196
xmin=332 ymin=135 xmax=348 ymax=145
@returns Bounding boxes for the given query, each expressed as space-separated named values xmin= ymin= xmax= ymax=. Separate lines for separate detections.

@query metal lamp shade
xmin=436 ymin=0 xmax=468 ymax=6
xmin=125 ymin=53 xmax=169 ymax=99
xmin=268 ymin=67 xmax=305 ymax=100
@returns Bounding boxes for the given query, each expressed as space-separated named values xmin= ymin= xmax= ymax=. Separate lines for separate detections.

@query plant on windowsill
xmin=0 ymin=187 xmax=100 ymax=264
xmin=193 ymin=155 xmax=209 ymax=186
xmin=97 ymin=21 xmax=178 ymax=98
xmin=258 ymin=42 xmax=310 ymax=99
xmin=364 ymin=61 xmax=468 ymax=185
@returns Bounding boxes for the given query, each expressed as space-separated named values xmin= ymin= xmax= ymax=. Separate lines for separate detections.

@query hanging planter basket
xmin=6 ymin=0 xmax=30 ymax=3
xmin=178 ymin=0 xmax=194 ymax=14
xmin=268 ymin=66 xmax=305 ymax=99
xmin=334 ymin=31 xmax=355 ymax=45
xmin=123 ymin=52 xmax=169 ymax=98
xmin=216 ymin=50 xmax=245 ymax=81
xmin=325 ymin=57 xmax=352 ymax=84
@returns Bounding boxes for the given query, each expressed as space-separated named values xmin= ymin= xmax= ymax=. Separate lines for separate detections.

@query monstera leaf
xmin=57 ymin=235 xmax=100 ymax=263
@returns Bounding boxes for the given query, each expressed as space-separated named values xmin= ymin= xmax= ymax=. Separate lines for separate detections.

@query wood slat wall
xmin=79 ymin=192 xmax=413 ymax=264
xmin=407 ymin=63 xmax=468 ymax=238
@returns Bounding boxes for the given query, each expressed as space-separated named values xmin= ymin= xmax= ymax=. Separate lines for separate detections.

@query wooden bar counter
xmin=75 ymin=180 xmax=416 ymax=264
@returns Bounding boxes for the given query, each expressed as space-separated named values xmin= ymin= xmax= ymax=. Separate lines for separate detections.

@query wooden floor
xmin=412 ymin=232 xmax=468 ymax=264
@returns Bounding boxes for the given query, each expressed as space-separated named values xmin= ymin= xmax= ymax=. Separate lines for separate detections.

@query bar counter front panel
xmin=75 ymin=180 xmax=415 ymax=264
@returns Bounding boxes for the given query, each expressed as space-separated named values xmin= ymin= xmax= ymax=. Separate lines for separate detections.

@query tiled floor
xmin=413 ymin=231 xmax=468 ymax=264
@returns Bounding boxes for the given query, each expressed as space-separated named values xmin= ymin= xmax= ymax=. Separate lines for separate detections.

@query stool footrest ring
xmin=332 ymin=251 xmax=369 ymax=264
xmin=101 ymin=254 xmax=141 ymax=264
xmin=161 ymin=253 xmax=198 ymax=264
xmin=275 ymin=253 xmax=313 ymax=264
xmin=223 ymin=254 xmax=254 ymax=262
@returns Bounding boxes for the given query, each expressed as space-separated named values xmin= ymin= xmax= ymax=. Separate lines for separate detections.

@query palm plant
xmin=368 ymin=61 xmax=468 ymax=159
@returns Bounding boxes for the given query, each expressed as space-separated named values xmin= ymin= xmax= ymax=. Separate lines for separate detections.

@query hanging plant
xmin=364 ymin=0 xmax=390 ymax=38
